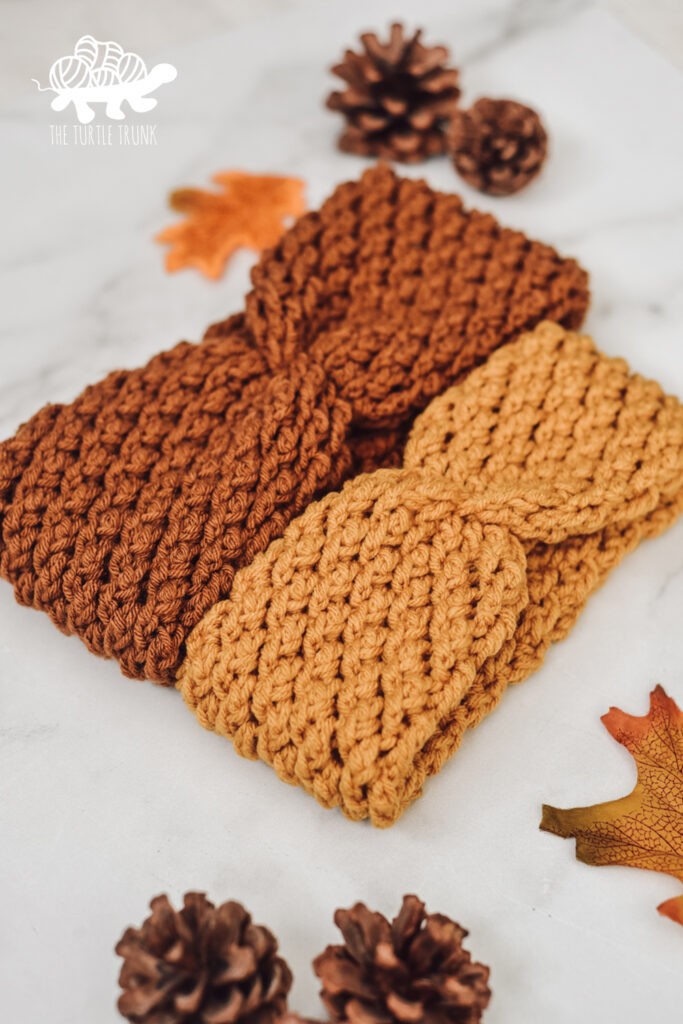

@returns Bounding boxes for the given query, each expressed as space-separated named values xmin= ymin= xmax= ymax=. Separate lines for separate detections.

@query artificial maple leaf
xmin=156 ymin=170 xmax=306 ymax=279
xmin=540 ymin=685 xmax=683 ymax=926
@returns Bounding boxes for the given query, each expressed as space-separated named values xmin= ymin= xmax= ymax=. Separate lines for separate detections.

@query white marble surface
xmin=602 ymin=0 xmax=683 ymax=69
xmin=2 ymin=1 xmax=683 ymax=1021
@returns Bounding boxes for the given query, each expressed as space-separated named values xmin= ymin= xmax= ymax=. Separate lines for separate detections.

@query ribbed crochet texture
xmin=177 ymin=323 xmax=683 ymax=827
xmin=0 ymin=165 xmax=588 ymax=683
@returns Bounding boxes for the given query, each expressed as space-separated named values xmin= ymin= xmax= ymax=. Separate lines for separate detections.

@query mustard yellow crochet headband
xmin=177 ymin=322 xmax=683 ymax=826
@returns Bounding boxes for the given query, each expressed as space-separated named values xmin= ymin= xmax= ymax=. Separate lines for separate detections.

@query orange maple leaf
xmin=540 ymin=686 xmax=683 ymax=926
xmin=156 ymin=170 xmax=306 ymax=279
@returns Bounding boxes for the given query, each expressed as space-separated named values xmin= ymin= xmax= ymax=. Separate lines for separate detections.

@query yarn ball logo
xmin=32 ymin=35 xmax=177 ymax=124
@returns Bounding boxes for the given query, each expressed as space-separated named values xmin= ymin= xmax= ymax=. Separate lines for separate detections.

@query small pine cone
xmin=313 ymin=895 xmax=491 ymax=1024
xmin=326 ymin=23 xmax=461 ymax=163
xmin=116 ymin=893 xmax=292 ymax=1024
xmin=448 ymin=98 xmax=548 ymax=196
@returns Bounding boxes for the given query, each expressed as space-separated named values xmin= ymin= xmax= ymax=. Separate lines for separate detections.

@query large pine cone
xmin=313 ymin=896 xmax=491 ymax=1024
xmin=116 ymin=893 xmax=292 ymax=1024
xmin=448 ymin=98 xmax=548 ymax=196
xmin=326 ymin=23 xmax=460 ymax=163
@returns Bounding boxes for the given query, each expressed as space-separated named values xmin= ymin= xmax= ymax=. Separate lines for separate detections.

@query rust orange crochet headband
xmin=0 ymin=164 xmax=588 ymax=685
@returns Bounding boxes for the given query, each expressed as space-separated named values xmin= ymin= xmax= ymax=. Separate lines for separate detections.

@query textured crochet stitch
xmin=0 ymin=164 xmax=588 ymax=683
xmin=177 ymin=323 xmax=683 ymax=827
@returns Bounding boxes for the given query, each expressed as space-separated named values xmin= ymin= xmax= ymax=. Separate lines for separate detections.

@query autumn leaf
xmin=540 ymin=685 xmax=683 ymax=925
xmin=156 ymin=170 xmax=306 ymax=279
xmin=658 ymin=894 xmax=683 ymax=925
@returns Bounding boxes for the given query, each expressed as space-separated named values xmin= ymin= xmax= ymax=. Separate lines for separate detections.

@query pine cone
xmin=448 ymin=98 xmax=548 ymax=196
xmin=116 ymin=893 xmax=292 ymax=1024
xmin=313 ymin=895 xmax=491 ymax=1024
xmin=326 ymin=23 xmax=460 ymax=163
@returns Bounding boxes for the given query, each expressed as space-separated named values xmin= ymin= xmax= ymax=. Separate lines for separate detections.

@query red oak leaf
xmin=541 ymin=686 xmax=683 ymax=926
xmin=156 ymin=170 xmax=306 ymax=279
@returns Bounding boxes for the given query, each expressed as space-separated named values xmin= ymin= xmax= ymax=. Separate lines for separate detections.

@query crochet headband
xmin=177 ymin=322 xmax=683 ymax=826
xmin=0 ymin=164 xmax=588 ymax=683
